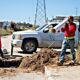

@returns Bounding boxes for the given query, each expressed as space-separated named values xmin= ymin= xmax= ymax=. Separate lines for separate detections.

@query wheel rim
xmin=25 ymin=41 xmax=35 ymax=52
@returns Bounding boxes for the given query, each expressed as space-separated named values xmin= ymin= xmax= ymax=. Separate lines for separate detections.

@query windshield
xmin=36 ymin=23 xmax=58 ymax=31
xmin=36 ymin=24 xmax=47 ymax=31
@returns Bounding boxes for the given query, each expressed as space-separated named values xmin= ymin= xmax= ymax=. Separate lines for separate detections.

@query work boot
xmin=69 ymin=60 xmax=76 ymax=65
xmin=57 ymin=61 xmax=63 ymax=66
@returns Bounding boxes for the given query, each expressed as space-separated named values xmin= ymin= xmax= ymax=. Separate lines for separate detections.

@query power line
xmin=34 ymin=0 xmax=47 ymax=26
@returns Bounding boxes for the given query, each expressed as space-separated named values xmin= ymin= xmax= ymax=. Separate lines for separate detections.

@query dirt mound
xmin=19 ymin=48 xmax=71 ymax=72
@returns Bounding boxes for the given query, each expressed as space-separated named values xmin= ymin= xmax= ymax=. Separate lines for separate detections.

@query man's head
xmin=68 ymin=16 xmax=74 ymax=23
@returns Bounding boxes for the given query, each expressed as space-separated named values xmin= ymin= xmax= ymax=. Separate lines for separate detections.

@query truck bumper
xmin=11 ymin=40 xmax=22 ymax=47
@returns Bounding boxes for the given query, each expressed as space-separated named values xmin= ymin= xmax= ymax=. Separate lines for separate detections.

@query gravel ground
xmin=45 ymin=66 xmax=80 ymax=80
xmin=0 ymin=72 xmax=45 ymax=80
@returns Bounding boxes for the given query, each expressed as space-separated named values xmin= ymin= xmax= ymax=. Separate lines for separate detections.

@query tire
xmin=21 ymin=39 xmax=38 ymax=53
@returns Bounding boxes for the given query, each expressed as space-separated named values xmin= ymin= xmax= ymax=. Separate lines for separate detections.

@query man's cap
xmin=68 ymin=16 xmax=74 ymax=21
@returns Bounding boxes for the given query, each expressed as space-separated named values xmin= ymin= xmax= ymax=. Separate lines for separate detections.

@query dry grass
xmin=0 ymin=28 xmax=13 ymax=36
xmin=76 ymin=43 xmax=80 ymax=62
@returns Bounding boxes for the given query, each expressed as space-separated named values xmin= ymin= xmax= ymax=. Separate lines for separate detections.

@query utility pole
xmin=34 ymin=0 xmax=47 ymax=26
xmin=28 ymin=17 xmax=30 ymax=22
xmin=76 ymin=8 xmax=78 ymax=16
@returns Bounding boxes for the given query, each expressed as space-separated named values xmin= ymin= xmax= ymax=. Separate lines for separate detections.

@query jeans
xmin=60 ymin=39 xmax=75 ymax=64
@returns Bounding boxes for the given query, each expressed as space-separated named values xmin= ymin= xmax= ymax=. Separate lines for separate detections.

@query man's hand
xmin=65 ymin=23 xmax=68 ymax=27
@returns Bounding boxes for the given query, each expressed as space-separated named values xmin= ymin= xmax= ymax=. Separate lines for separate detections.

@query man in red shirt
xmin=58 ymin=16 xmax=76 ymax=65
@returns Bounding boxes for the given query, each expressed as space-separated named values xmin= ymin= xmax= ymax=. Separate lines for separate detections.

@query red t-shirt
xmin=61 ymin=23 xmax=76 ymax=37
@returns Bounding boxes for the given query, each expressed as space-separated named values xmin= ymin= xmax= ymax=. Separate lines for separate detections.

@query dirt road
xmin=45 ymin=66 xmax=80 ymax=80
xmin=0 ymin=72 xmax=45 ymax=80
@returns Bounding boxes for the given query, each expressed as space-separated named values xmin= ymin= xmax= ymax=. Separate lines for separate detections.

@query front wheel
xmin=21 ymin=39 xmax=38 ymax=53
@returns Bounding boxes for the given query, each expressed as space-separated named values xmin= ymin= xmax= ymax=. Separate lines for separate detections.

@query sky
xmin=0 ymin=0 xmax=80 ymax=23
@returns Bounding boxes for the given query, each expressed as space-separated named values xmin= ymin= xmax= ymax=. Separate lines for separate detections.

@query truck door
xmin=50 ymin=31 xmax=64 ymax=48
xmin=42 ymin=23 xmax=64 ymax=48
xmin=40 ymin=23 xmax=64 ymax=48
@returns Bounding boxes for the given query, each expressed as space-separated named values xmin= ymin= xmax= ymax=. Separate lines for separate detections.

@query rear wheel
xmin=22 ymin=39 xmax=38 ymax=53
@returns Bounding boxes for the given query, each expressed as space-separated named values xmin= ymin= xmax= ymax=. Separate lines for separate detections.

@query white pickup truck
xmin=11 ymin=20 xmax=79 ymax=53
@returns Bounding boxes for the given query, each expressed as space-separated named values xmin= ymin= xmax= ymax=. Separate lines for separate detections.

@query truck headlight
xmin=12 ymin=34 xmax=22 ymax=40
xmin=18 ymin=35 xmax=22 ymax=40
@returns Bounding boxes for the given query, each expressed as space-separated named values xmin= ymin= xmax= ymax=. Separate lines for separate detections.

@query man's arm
xmin=61 ymin=23 xmax=68 ymax=32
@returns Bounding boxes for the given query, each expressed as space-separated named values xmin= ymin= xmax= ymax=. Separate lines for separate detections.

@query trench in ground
xmin=0 ymin=50 xmax=73 ymax=68
xmin=0 ymin=55 xmax=23 ymax=68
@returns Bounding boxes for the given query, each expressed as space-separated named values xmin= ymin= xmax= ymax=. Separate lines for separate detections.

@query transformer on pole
xmin=34 ymin=0 xmax=47 ymax=26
